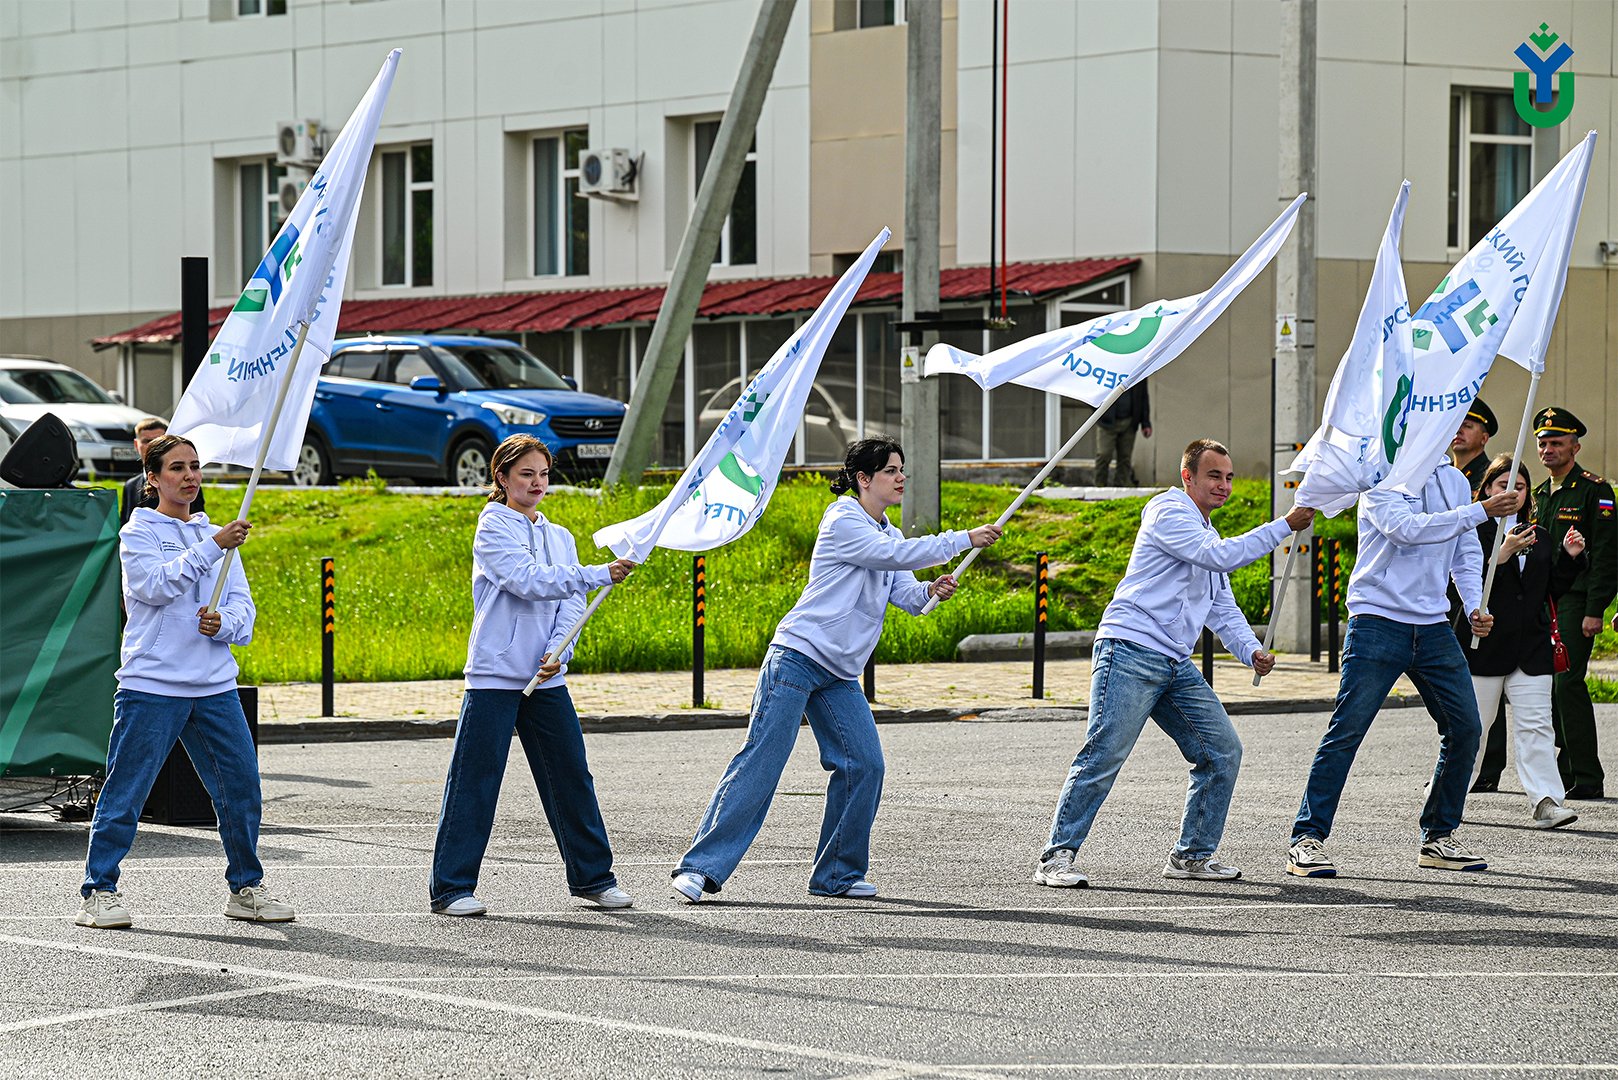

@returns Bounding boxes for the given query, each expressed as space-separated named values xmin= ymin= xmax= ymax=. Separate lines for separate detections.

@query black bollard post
xmin=1032 ymin=552 xmax=1048 ymax=699
xmin=320 ymin=557 xmax=335 ymax=717
xmin=1201 ymin=628 xmax=1214 ymax=686
xmin=693 ymin=554 xmax=706 ymax=709
xmin=1310 ymin=542 xmax=1323 ymax=663
xmin=864 ymin=656 xmax=875 ymax=703
xmin=1327 ymin=539 xmax=1341 ymax=674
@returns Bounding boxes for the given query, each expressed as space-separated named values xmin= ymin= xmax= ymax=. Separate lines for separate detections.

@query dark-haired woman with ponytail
xmin=429 ymin=433 xmax=637 ymax=916
xmin=77 ymin=435 xmax=291 ymax=929
xmin=672 ymin=437 xmax=1001 ymax=902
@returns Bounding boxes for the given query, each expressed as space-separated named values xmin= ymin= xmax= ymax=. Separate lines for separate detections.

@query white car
xmin=0 ymin=357 xmax=150 ymax=479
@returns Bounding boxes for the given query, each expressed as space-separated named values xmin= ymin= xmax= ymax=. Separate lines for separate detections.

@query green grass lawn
xmin=189 ymin=476 xmax=1613 ymax=683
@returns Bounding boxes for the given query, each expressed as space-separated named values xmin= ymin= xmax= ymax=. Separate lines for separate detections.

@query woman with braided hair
xmin=671 ymin=436 xmax=1001 ymax=902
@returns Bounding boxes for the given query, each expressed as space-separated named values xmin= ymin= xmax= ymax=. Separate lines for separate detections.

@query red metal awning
xmin=92 ymin=256 xmax=1137 ymax=348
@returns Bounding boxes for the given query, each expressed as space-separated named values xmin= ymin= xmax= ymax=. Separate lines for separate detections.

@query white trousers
xmin=1470 ymin=669 xmax=1566 ymax=808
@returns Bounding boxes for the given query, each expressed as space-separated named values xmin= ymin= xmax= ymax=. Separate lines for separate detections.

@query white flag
xmin=1378 ymin=134 xmax=1596 ymax=494
xmin=922 ymin=194 xmax=1305 ymax=403
xmin=1288 ymin=182 xmax=1413 ymax=516
xmin=170 ymin=50 xmax=402 ymax=470
xmin=594 ymin=228 xmax=891 ymax=561
xmin=1498 ymin=131 xmax=1597 ymax=373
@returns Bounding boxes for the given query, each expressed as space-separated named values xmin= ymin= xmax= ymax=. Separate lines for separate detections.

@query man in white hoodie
xmin=1036 ymin=439 xmax=1315 ymax=888
xmin=1287 ymin=457 xmax=1516 ymax=878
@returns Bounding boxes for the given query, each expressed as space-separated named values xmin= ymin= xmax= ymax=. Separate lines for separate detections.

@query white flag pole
xmin=205 ymin=320 xmax=312 ymax=612
xmin=1251 ymin=531 xmax=1304 ymax=687
xmin=918 ymin=381 xmax=1130 ymax=616
xmin=1472 ymin=371 xmax=1541 ymax=648
xmin=523 ymin=585 xmax=616 ymax=696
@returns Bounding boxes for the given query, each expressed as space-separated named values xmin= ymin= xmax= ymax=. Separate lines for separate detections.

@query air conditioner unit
xmin=279 ymin=166 xmax=312 ymax=214
xmin=276 ymin=119 xmax=322 ymax=166
xmin=578 ymin=148 xmax=640 ymax=200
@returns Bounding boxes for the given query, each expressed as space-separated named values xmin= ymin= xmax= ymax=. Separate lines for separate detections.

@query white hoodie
xmin=463 ymin=502 xmax=614 ymax=691
xmin=117 ymin=507 xmax=254 ymax=697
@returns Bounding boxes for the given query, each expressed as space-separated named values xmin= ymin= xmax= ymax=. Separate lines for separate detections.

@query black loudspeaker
xmin=0 ymin=412 xmax=79 ymax=488
xmin=142 ymin=686 xmax=261 ymax=827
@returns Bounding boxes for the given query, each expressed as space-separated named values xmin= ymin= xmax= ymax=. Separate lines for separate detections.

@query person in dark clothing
xmin=1455 ymin=455 xmax=1584 ymax=830
xmin=1094 ymin=383 xmax=1151 ymax=486
xmin=121 ymin=418 xmax=204 ymax=526
xmin=1449 ymin=399 xmax=1497 ymax=494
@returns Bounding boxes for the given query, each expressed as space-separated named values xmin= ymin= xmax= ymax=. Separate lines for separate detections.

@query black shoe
xmin=1565 ymin=784 xmax=1606 ymax=800
xmin=1469 ymin=776 xmax=1499 ymax=794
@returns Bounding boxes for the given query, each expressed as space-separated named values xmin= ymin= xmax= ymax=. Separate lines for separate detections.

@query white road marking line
xmin=0 ymin=931 xmax=944 ymax=1074
xmin=0 ymin=901 xmax=1400 ymax=922
xmin=0 ymin=981 xmax=306 ymax=1034
xmin=359 ymin=969 xmax=1618 ymax=985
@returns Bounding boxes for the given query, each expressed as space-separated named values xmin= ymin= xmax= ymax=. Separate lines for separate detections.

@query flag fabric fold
xmin=922 ymin=194 xmax=1306 ymax=403
xmin=169 ymin=49 xmax=402 ymax=471
xmin=1289 ymin=181 xmax=1413 ymax=516
xmin=593 ymin=228 xmax=892 ymax=561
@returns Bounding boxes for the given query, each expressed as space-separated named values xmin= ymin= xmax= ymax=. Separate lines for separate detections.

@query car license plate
xmin=576 ymin=443 xmax=614 ymax=459
xmin=112 ymin=447 xmax=139 ymax=460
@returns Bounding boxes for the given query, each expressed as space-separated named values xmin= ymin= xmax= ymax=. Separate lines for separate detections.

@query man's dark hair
xmin=1181 ymin=438 xmax=1230 ymax=477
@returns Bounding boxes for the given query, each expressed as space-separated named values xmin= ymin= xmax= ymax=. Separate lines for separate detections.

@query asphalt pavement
xmin=2 ymin=707 xmax=1616 ymax=1078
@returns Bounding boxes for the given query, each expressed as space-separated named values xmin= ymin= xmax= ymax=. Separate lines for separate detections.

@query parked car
xmin=297 ymin=335 xmax=627 ymax=487
xmin=0 ymin=357 xmax=148 ymax=479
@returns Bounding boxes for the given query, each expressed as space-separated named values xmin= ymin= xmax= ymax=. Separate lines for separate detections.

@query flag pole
xmin=1472 ymin=370 xmax=1541 ymax=648
xmin=205 ymin=320 xmax=312 ymax=612
xmin=919 ymin=380 xmax=1130 ymax=616
xmin=523 ymin=585 xmax=615 ymax=696
xmin=1252 ymin=531 xmax=1304 ymax=687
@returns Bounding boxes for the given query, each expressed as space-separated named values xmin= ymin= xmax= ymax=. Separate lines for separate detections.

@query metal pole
xmin=1252 ymin=533 xmax=1303 ymax=686
xmin=901 ymin=0 xmax=942 ymax=536
xmin=320 ymin=557 xmax=335 ymax=717
xmin=604 ymin=0 xmax=798 ymax=487
xmin=693 ymin=554 xmax=706 ymax=709
xmin=1271 ymin=0 xmax=1316 ymax=652
xmin=1033 ymin=552 xmax=1048 ymax=699
xmin=180 ymin=257 xmax=209 ymax=390
xmin=864 ymin=655 xmax=876 ymax=703
xmin=1201 ymin=629 xmax=1215 ymax=686
xmin=1327 ymin=538 xmax=1341 ymax=674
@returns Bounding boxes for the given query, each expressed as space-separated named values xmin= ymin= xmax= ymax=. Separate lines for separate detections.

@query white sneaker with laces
xmin=837 ymin=880 xmax=877 ymax=898
xmin=583 ymin=885 xmax=634 ymax=909
xmin=1418 ymin=833 xmax=1487 ymax=871
xmin=1034 ymin=849 xmax=1089 ymax=888
xmin=224 ymin=884 xmax=295 ymax=922
xmin=1287 ymin=837 xmax=1336 ymax=878
xmin=76 ymin=889 xmax=132 ymax=929
xmin=671 ymin=871 xmax=706 ymax=903
xmin=435 ymin=896 xmax=487 ymax=916
xmin=1532 ymin=798 xmax=1578 ymax=831
xmin=1163 ymin=854 xmax=1242 ymax=880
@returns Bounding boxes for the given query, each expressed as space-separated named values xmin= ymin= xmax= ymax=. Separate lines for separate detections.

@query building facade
xmin=2 ymin=0 xmax=1615 ymax=477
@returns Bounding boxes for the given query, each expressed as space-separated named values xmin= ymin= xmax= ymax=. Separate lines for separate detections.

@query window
xmin=237 ymin=0 xmax=287 ymax=15
xmin=1449 ymin=89 xmax=1533 ymax=250
xmin=381 ymin=144 xmax=433 ymax=286
xmin=694 ymin=120 xmax=756 ymax=266
xmin=329 ymin=351 xmax=384 ymax=381
xmin=238 ymin=159 xmax=287 ymax=287
xmin=533 ymin=129 xmax=590 ymax=276
xmin=832 ymin=0 xmax=902 ymax=29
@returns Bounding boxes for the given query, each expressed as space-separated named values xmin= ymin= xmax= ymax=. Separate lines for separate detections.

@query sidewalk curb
xmin=256 ymin=694 xmax=1423 ymax=744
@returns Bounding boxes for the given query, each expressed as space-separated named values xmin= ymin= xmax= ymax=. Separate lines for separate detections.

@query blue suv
xmin=296 ymin=335 xmax=627 ymax=487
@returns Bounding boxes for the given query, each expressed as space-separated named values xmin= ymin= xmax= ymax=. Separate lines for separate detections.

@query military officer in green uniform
xmin=1533 ymin=407 xmax=1614 ymax=799
xmin=1450 ymin=399 xmax=1496 ymax=494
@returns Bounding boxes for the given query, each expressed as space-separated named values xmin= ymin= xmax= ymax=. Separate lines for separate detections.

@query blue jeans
xmin=677 ymin=645 xmax=884 ymax=896
xmin=82 ymin=688 xmax=264 ymax=896
xmin=1292 ymin=615 xmax=1481 ymax=844
xmin=430 ymin=686 xmax=616 ymax=908
xmin=1044 ymin=638 xmax=1243 ymax=861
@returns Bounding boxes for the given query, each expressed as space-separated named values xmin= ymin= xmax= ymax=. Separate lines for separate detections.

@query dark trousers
xmin=1551 ymin=597 xmax=1604 ymax=789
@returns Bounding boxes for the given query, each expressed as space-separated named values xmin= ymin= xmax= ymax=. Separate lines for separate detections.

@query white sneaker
xmin=1532 ymin=797 xmax=1579 ymax=830
xmin=671 ymin=871 xmax=706 ymax=903
xmin=836 ymin=880 xmax=878 ymax=898
xmin=1034 ymin=849 xmax=1089 ymax=888
xmin=582 ymin=885 xmax=633 ymax=909
xmin=224 ymin=884 xmax=295 ymax=922
xmin=1163 ymin=854 xmax=1242 ymax=880
xmin=75 ymin=889 xmax=132 ymax=929
xmin=435 ymin=896 xmax=487 ymax=917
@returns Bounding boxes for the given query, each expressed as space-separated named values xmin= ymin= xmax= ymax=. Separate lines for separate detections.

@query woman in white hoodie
xmin=77 ymin=435 xmax=292 ymax=929
xmin=430 ymin=434 xmax=635 ymax=916
xmin=671 ymin=437 xmax=1001 ymax=902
